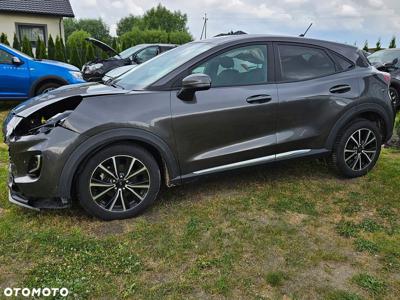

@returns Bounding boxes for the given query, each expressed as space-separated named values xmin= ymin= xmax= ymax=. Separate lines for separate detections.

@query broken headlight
xmin=28 ymin=111 xmax=72 ymax=135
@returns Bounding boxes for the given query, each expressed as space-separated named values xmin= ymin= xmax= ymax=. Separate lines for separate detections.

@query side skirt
xmin=171 ymin=149 xmax=330 ymax=185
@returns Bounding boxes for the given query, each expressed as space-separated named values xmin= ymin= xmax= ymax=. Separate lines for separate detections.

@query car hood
xmin=12 ymin=82 xmax=127 ymax=118
xmin=35 ymin=59 xmax=80 ymax=71
xmin=86 ymin=37 xmax=120 ymax=57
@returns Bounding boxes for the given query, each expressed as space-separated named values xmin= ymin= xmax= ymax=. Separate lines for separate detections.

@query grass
xmin=0 ymin=102 xmax=400 ymax=299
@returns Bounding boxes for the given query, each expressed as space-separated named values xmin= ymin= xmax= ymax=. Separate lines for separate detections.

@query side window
xmin=278 ymin=44 xmax=336 ymax=81
xmin=191 ymin=45 xmax=268 ymax=87
xmin=0 ymin=49 xmax=13 ymax=64
xmin=331 ymin=52 xmax=354 ymax=71
xmin=135 ymin=46 xmax=159 ymax=64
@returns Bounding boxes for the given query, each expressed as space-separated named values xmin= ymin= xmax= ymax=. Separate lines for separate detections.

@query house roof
xmin=0 ymin=0 xmax=74 ymax=17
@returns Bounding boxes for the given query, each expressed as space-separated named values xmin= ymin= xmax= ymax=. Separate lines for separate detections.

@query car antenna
xmin=299 ymin=23 xmax=313 ymax=37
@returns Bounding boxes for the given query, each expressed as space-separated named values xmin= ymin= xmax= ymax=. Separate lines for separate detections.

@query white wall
xmin=0 ymin=13 xmax=64 ymax=45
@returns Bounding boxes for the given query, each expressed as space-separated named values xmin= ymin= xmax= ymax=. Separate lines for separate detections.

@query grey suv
xmin=3 ymin=35 xmax=395 ymax=220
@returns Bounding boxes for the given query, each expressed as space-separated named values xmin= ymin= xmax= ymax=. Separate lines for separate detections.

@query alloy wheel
xmin=344 ymin=128 xmax=378 ymax=172
xmin=89 ymin=155 xmax=150 ymax=212
xmin=389 ymin=87 xmax=399 ymax=107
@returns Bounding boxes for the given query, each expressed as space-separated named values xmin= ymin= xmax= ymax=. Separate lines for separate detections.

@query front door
xmin=171 ymin=44 xmax=279 ymax=175
xmin=0 ymin=49 xmax=30 ymax=99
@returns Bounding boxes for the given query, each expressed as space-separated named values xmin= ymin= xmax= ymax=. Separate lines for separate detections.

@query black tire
xmin=77 ymin=144 xmax=161 ymax=220
xmin=35 ymin=82 xmax=62 ymax=95
xmin=330 ymin=119 xmax=382 ymax=178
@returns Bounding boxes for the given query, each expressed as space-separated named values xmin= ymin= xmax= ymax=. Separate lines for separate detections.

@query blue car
xmin=0 ymin=43 xmax=85 ymax=100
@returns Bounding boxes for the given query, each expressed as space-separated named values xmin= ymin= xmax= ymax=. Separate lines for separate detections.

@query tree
xmin=48 ymin=35 xmax=55 ymax=60
xmin=376 ymin=38 xmax=382 ymax=51
xmin=363 ymin=40 xmax=369 ymax=52
xmin=168 ymin=31 xmax=193 ymax=44
xmin=116 ymin=15 xmax=143 ymax=36
xmin=116 ymin=4 xmax=190 ymax=37
xmin=66 ymin=30 xmax=91 ymax=68
xmin=86 ymin=43 xmax=96 ymax=62
xmin=55 ymin=36 xmax=65 ymax=61
xmin=21 ymin=36 xmax=33 ymax=57
xmin=12 ymin=33 xmax=21 ymax=50
xmin=0 ymin=33 xmax=10 ymax=45
xmin=389 ymin=36 xmax=397 ymax=49
xmin=64 ymin=18 xmax=110 ymax=43
xmin=142 ymin=4 xmax=188 ymax=33
xmin=35 ymin=37 xmax=46 ymax=59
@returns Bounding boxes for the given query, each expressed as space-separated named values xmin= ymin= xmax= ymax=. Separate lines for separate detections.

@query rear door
xmin=171 ymin=43 xmax=279 ymax=175
xmin=274 ymin=43 xmax=360 ymax=153
xmin=0 ymin=49 xmax=30 ymax=99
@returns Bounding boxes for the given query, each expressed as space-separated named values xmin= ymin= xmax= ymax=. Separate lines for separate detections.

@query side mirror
xmin=177 ymin=74 xmax=211 ymax=100
xmin=384 ymin=58 xmax=398 ymax=69
xmin=12 ymin=56 xmax=23 ymax=65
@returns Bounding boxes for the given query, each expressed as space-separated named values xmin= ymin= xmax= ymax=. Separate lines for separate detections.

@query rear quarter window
xmin=330 ymin=52 xmax=354 ymax=71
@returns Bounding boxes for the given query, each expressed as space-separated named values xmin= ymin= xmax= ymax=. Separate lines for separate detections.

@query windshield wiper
xmin=105 ymin=80 xmax=124 ymax=90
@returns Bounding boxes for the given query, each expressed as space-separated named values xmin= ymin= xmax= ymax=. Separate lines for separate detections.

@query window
xmin=0 ymin=49 xmax=13 ymax=64
xmin=331 ymin=52 xmax=354 ymax=71
xmin=278 ymin=44 xmax=336 ymax=81
xmin=191 ymin=45 xmax=268 ymax=87
xmin=17 ymin=24 xmax=46 ymax=48
xmin=135 ymin=46 xmax=159 ymax=64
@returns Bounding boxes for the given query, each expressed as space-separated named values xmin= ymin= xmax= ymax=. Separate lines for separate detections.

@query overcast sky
xmin=69 ymin=0 xmax=400 ymax=48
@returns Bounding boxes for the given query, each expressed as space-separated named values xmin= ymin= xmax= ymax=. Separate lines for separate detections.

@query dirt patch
xmin=88 ymin=221 xmax=126 ymax=237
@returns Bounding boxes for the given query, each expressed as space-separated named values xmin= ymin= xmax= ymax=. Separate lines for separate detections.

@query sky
xmin=69 ymin=0 xmax=400 ymax=48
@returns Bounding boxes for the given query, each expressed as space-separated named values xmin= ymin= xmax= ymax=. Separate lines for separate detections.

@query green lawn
xmin=0 ymin=102 xmax=399 ymax=299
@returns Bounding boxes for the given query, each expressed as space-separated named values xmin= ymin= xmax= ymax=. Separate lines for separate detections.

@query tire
xmin=77 ymin=144 xmax=161 ymax=220
xmin=330 ymin=119 xmax=382 ymax=178
xmin=35 ymin=82 xmax=62 ymax=95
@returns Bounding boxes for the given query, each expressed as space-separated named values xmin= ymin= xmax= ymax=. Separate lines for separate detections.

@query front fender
xmin=58 ymin=128 xmax=181 ymax=200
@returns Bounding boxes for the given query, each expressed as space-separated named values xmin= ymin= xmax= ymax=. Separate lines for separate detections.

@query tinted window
xmin=0 ymin=49 xmax=13 ymax=64
xmin=278 ymin=45 xmax=336 ymax=81
xmin=135 ymin=46 xmax=159 ymax=63
xmin=331 ymin=52 xmax=354 ymax=71
xmin=192 ymin=45 xmax=268 ymax=87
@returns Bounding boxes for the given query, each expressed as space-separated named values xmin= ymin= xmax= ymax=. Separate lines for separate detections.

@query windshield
xmin=114 ymin=42 xmax=214 ymax=90
xmin=117 ymin=45 xmax=148 ymax=59
xmin=1 ymin=43 xmax=32 ymax=60
xmin=368 ymin=50 xmax=400 ymax=65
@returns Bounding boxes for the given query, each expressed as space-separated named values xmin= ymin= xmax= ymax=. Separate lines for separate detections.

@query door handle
xmin=329 ymin=85 xmax=351 ymax=94
xmin=246 ymin=94 xmax=272 ymax=104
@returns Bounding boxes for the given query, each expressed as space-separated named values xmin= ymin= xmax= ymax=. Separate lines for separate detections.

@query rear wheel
xmin=35 ymin=82 xmax=62 ymax=95
xmin=330 ymin=119 xmax=382 ymax=178
xmin=77 ymin=144 xmax=161 ymax=220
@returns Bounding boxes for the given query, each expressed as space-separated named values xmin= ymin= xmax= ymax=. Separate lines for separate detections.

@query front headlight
xmin=85 ymin=63 xmax=104 ymax=73
xmin=69 ymin=71 xmax=83 ymax=80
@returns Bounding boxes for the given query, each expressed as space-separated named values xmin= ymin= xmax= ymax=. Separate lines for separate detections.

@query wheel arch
xmin=326 ymin=103 xmax=394 ymax=149
xmin=29 ymin=76 xmax=68 ymax=97
xmin=58 ymin=128 xmax=181 ymax=200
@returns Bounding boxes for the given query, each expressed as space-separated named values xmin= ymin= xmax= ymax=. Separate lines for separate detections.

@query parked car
xmin=3 ymin=35 xmax=395 ymax=220
xmin=0 ymin=43 xmax=84 ymax=100
xmin=82 ymin=38 xmax=176 ymax=82
xmin=368 ymin=49 xmax=400 ymax=109
xmin=102 ymin=64 xmax=137 ymax=83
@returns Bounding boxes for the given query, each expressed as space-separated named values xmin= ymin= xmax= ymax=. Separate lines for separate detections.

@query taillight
xmin=382 ymin=72 xmax=391 ymax=85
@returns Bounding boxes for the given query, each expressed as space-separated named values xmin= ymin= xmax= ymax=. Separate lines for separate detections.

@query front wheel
xmin=77 ymin=144 xmax=161 ymax=220
xmin=330 ymin=119 xmax=382 ymax=178
xmin=35 ymin=82 xmax=62 ymax=95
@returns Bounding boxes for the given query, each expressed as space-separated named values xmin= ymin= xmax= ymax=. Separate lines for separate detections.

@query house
xmin=0 ymin=0 xmax=74 ymax=48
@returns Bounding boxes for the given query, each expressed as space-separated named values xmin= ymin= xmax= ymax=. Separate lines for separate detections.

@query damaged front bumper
xmin=6 ymin=124 xmax=80 ymax=210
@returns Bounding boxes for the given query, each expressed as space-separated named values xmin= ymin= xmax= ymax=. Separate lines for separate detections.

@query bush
xmin=66 ymin=30 xmax=91 ymax=68
xmin=21 ymin=36 xmax=33 ymax=57
xmin=12 ymin=33 xmax=21 ymax=51
xmin=0 ymin=33 xmax=10 ymax=45
xmin=55 ymin=36 xmax=65 ymax=62
xmin=48 ymin=35 xmax=55 ymax=60
xmin=35 ymin=37 xmax=47 ymax=59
